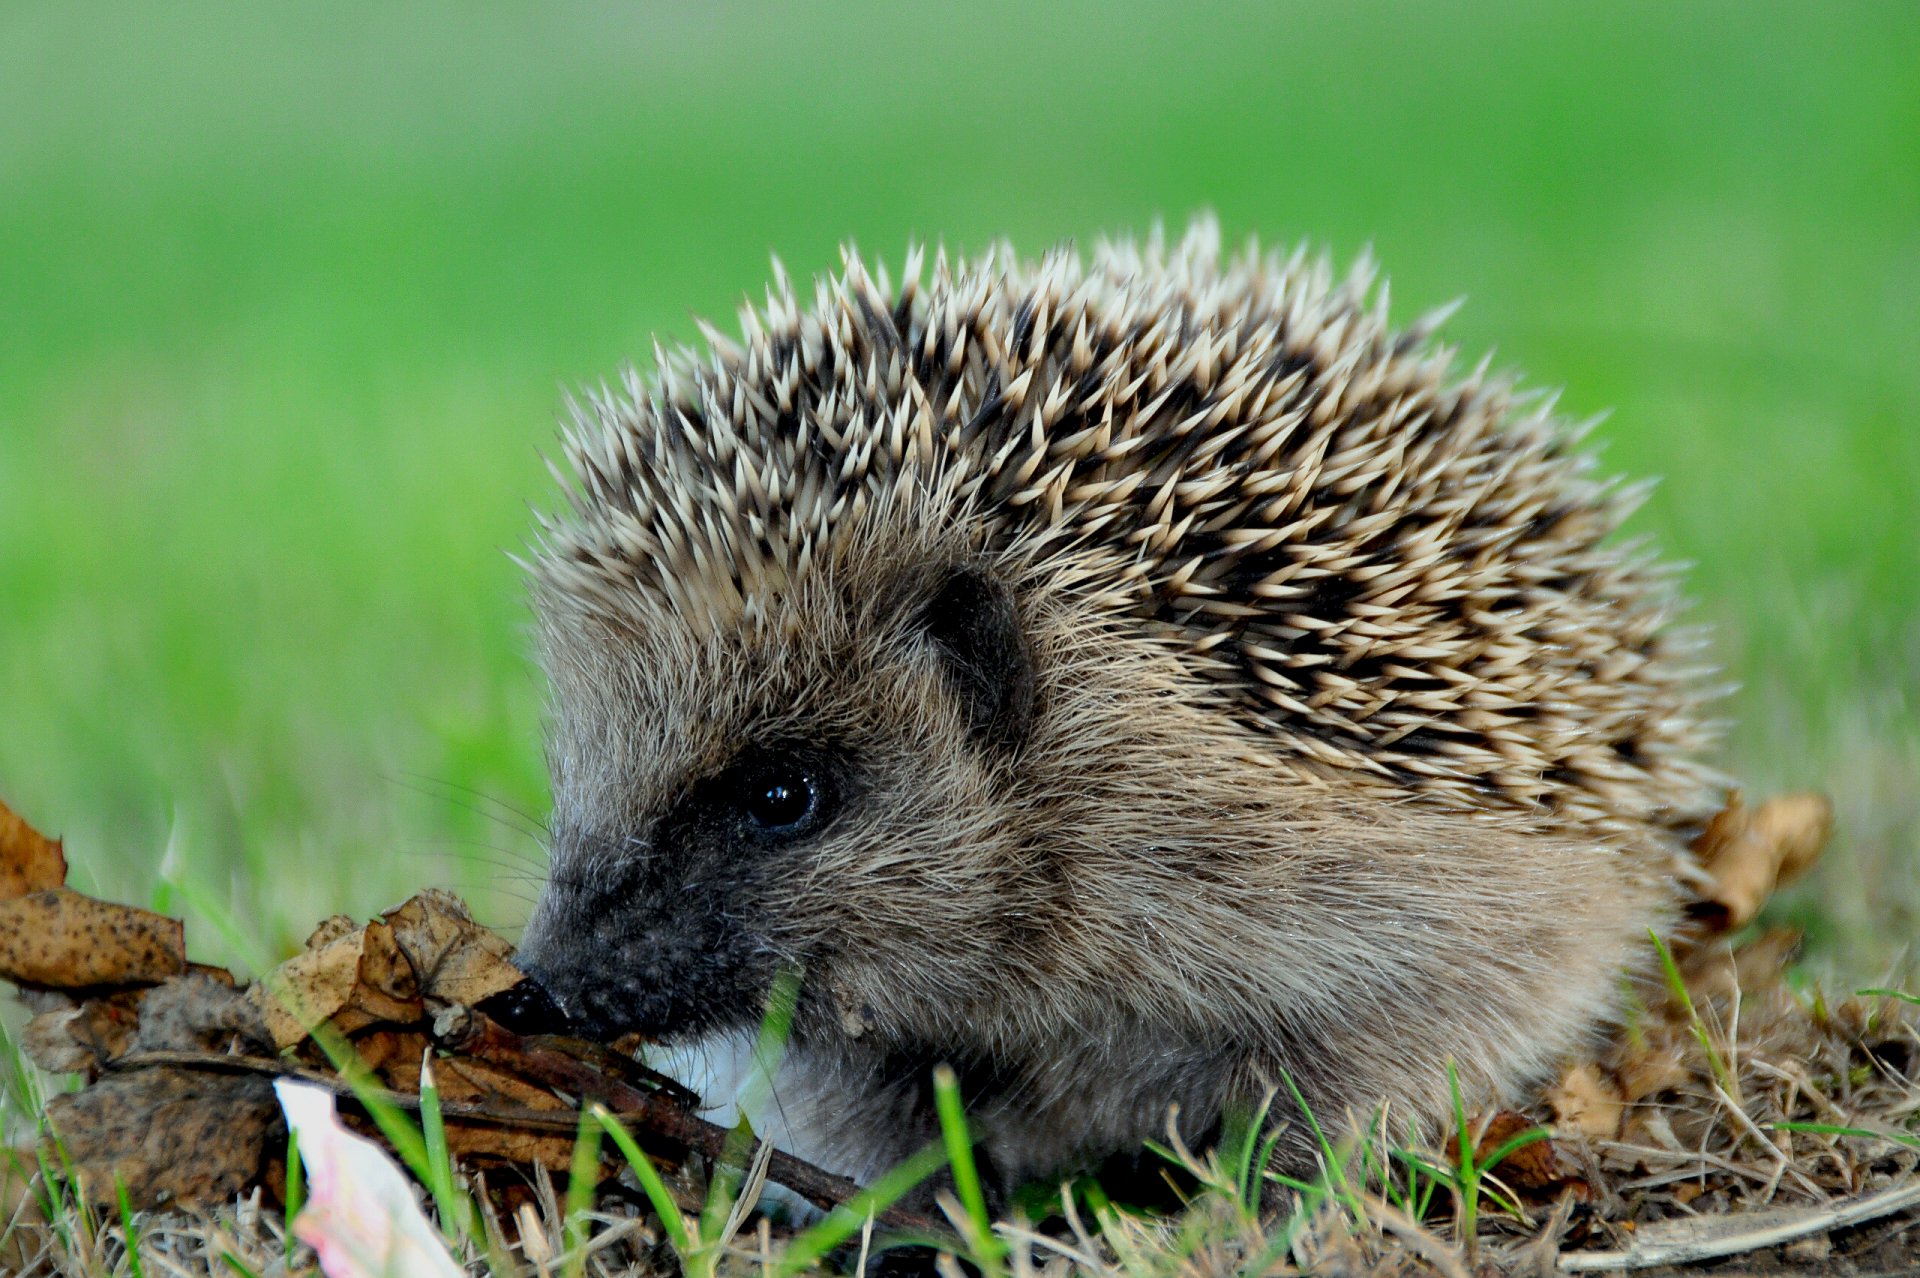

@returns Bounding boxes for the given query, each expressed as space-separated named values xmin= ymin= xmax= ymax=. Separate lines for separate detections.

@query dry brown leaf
xmin=437 ymin=1056 xmax=572 ymax=1111
xmin=1447 ymin=1111 xmax=1571 ymax=1195
xmin=1547 ymin=1063 xmax=1625 ymax=1140
xmin=359 ymin=919 xmax=422 ymax=1003
xmin=251 ymin=918 xmax=436 ymax=1047
xmin=352 ymin=1028 xmax=437 ymax=1089
xmin=0 ymin=888 xmax=186 ymax=987
xmin=135 ymin=970 xmax=273 ymax=1055
xmin=334 ymin=920 xmax=426 ymax=1033
xmin=0 ymin=799 xmax=66 ymax=899
xmin=22 ymin=998 xmax=143 ymax=1074
xmin=440 ymin=1117 xmax=594 ymax=1172
xmin=1691 ymin=791 xmax=1833 ymax=930
xmin=188 ymin=961 xmax=238 ymax=986
xmin=384 ymin=888 xmax=523 ymax=1008
xmin=1615 ymin=1037 xmax=1692 ymax=1103
xmin=249 ymin=928 xmax=369 ymax=1048
xmin=43 ymin=1066 xmax=280 ymax=1208
xmin=304 ymin=913 xmax=359 ymax=949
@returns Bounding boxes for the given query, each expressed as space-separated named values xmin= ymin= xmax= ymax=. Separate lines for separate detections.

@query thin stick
xmin=1557 ymin=1180 xmax=1920 ymax=1272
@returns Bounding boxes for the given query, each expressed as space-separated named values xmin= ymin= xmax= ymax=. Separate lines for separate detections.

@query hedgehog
xmin=514 ymin=217 xmax=1725 ymax=1196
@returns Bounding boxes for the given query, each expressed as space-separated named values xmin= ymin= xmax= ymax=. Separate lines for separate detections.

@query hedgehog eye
xmin=738 ymin=763 xmax=821 ymax=834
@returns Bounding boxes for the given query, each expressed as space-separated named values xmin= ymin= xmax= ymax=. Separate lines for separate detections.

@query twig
xmin=437 ymin=1010 xmax=941 ymax=1233
xmin=102 ymin=1041 xmax=940 ymax=1234
xmin=1557 ymin=1179 xmax=1920 ymax=1271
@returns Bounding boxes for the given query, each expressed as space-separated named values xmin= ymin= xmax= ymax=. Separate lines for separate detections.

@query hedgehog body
xmin=517 ymin=219 xmax=1724 ymax=1192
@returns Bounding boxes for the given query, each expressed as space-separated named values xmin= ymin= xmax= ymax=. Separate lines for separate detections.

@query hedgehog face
xmin=515 ymin=541 xmax=1053 ymax=1046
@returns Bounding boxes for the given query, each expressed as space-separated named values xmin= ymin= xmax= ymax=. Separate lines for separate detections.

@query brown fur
xmin=517 ymin=219 xmax=1723 ymax=1193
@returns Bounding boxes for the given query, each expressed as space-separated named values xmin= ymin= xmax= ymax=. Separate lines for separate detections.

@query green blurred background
xmin=1 ymin=3 xmax=1914 ymax=972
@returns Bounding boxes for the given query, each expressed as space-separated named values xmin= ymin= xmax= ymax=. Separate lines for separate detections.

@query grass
xmin=3 ymin=952 xmax=1917 ymax=1273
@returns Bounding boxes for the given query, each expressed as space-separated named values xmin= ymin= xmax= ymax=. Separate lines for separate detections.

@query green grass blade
xmin=1857 ymin=987 xmax=1920 ymax=1007
xmin=932 ymin=1063 xmax=1005 ymax=1272
xmin=1649 ymin=929 xmax=1736 ymax=1099
xmin=116 ymin=1176 xmax=146 ymax=1278
xmin=1773 ymin=1120 xmax=1920 ymax=1150
xmin=417 ymin=1049 xmax=468 ymax=1241
xmin=591 ymin=1104 xmax=696 ymax=1260
xmin=775 ymin=1141 xmax=948 ymax=1277
xmin=561 ymin=1109 xmax=603 ymax=1278
xmin=1276 ymin=1067 xmax=1360 ymax=1219
xmin=282 ymin=1126 xmax=304 ymax=1264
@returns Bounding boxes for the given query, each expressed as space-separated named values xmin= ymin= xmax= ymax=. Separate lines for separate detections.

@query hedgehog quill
xmin=515 ymin=218 xmax=1726 ymax=1197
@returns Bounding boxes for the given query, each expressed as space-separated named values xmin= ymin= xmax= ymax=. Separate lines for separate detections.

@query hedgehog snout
xmin=517 ymin=833 xmax=775 ymax=1043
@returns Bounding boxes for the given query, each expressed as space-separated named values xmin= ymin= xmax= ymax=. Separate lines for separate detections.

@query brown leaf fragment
xmin=304 ymin=914 xmax=358 ymax=948
xmin=359 ymin=919 xmax=421 ymax=1003
xmin=23 ymin=997 xmax=141 ymax=1074
xmin=22 ymin=1006 xmax=99 ymax=1073
xmin=1447 ymin=1111 xmax=1570 ymax=1195
xmin=1547 ymin=1063 xmax=1625 ymax=1140
xmin=250 ymin=928 xmax=368 ymax=1048
xmin=334 ymin=920 xmax=426 ymax=1034
xmin=43 ymin=1065 xmax=280 ymax=1209
xmin=1690 ymin=791 xmax=1833 ymax=930
xmin=384 ymin=888 xmax=523 ymax=1009
xmin=0 ymin=799 xmax=66 ymax=898
xmin=135 ymin=971 xmax=273 ymax=1055
xmin=0 ymin=888 xmax=186 ymax=987
xmin=440 ymin=1117 xmax=595 ymax=1172
xmin=1615 ymin=1038 xmax=1692 ymax=1103
xmin=251 ymin=921 xmax=428 ymax=1047
xmin=437 ymin=1056 xmax=571 ymax=1111
xmin=351 ymin=1029 xmax=437 ymax=1091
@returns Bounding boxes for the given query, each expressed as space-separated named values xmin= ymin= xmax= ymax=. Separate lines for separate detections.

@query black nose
xmin=478 ymin=972 xmax=574 ymax=1036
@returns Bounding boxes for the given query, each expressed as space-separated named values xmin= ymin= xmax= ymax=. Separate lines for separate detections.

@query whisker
xmin=385 ymin=772 xmax=551 ymax=856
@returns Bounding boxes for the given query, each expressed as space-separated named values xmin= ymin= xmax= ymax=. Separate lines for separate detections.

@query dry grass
xmin=5 ymin=933 xmax=1916 ymax=1278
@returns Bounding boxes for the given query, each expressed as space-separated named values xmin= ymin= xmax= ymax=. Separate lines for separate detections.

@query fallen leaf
xmin=441 ymin=1117 xmax=601 ymax=1174
xmin=0 ymin=888 xmax=186 ymax=987
xmin=44 ymin=1066 xmax=280 ymax=1208
xmin=335 ymin=920 xmax=426 ymax=1034
xmin=437 ymin=1056 xmax=571 ymax=1111
xmin=306 ymin=914 xmax=359 ymax=949
xmin=253 ymin=920 xmax=451 ymax=1049
xmin=384 ymin=889 xmax=523 ymax=1009
xmin=358 ymin=920 xmax=421 ymax=1003
xmin=1546 ymin=1063 xmax=1625 ymax=1140
xmin=135 ymin=970 xmax=273 ymax=1055
xmin=1447 ymin=1111 xmax=1568 ymax=1194
xmin=351 ymin=1029 xmax=437 ymax=1090
xmin=21 ymin=993 xmax=143 ymax=1073
xmin=0 ymin=799 xmax=66 ymax=899
xmin=1615 ymin=1038 xmax=1692 ymax=1103
xmin=251 ymin=929 xmax=371 ymax=1049
xmin=1690 ymin=792 xmax=1833 ymax=930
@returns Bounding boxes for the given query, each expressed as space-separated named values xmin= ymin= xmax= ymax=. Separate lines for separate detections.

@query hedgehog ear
xmin=918 ymin=567 xmax=1035 ymax=755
